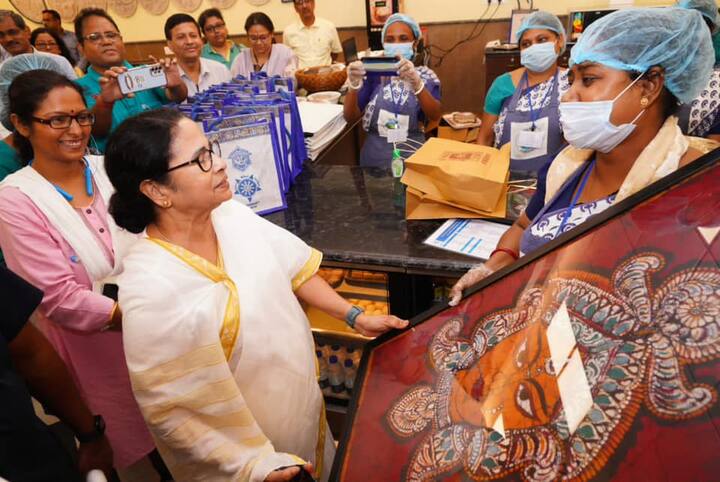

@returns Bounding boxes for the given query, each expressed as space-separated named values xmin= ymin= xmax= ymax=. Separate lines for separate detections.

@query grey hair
xmin=0 ymin=10 xmax=26 ymax=30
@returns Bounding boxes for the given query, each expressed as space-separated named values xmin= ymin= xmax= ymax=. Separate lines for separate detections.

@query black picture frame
xmin=330 ymin=146 xmax=720 ymax=480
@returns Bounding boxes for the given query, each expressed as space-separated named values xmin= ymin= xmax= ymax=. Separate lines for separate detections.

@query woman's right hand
xmin=265 ymin=463 xmax=314 ymax=482
xmin=448 ymin=264 xmax=494 ymax=306
xmin=347 ymin=61 xmax=366 ymax=89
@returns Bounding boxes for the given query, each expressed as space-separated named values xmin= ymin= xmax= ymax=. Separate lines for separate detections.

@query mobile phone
xmin=118 ymin=64 xmax=167 ymax=95
xmin=362 ymin=56 xmax=399 ymax=75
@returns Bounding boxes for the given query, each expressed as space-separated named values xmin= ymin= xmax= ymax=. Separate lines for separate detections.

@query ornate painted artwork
xmin=108 ymin=0 xmax=138 ymax=18
xmin=8 ymin=0 xmax=45 ymax=23
xmin=171 ymin=0 xmax=202 ymax=13
xmin=332 ymin=151 xmax=720 ymax=482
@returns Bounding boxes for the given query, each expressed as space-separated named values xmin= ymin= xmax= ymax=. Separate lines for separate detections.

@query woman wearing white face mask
xmin=476 ymin=11 xmax=569 ymax=176
xmin=449 ymin=7 xmax=717 ymax=306
xmin=344 ymin=14 xmax=442 ymax=167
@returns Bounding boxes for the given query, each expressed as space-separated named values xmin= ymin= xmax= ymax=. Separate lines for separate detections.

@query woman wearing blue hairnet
xmin=476 ymin=11 xmax=569 ymax=177
xmin=676 ymin=0 xmax=720 ymax=140
xmin=343 ymin=14 xmax=442 ymax=167
xmin=449 ymin=7 xmax=717 ymax=305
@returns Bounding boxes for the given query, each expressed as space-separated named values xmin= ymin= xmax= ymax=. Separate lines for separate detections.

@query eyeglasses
xmin=204 ymin=22 xmax=226 ymax=34
xmin=32 ymin=113 xmax=96 ymax=129
xmin=83 ymin=31 xmax=121 ymax=44
xmin=35 ymin=42 xmax=58 ymax=50
xmin=166 ymin=141 xmax=221 ymax=173
xmin=249 ymin=34 xmax=271 ymax=43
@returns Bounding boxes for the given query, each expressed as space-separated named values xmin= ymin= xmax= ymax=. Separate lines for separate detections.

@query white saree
xmin=118 ymin=200 xmax=334 ymax=482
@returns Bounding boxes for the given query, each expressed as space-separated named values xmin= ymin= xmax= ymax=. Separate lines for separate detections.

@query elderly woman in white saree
xmin=104 ymin=108 xmax=407 ymax=482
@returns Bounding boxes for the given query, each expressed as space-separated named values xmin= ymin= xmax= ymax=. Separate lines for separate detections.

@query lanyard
xmin=386 ymin=79 xmax=406 ymax=126
xmin=523 ymin=71 xmax=556 ymax=130
xmin=557 ymin=158 xmax=595 ymax=236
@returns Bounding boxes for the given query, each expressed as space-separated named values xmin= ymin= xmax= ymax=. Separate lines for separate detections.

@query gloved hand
xmin=448 ymin=264 xmax=494 ymax=307
xmin=397 ymin=58 xmax=424 ymax=93
xmin=347 ymin=61 xmax=366 ymax=89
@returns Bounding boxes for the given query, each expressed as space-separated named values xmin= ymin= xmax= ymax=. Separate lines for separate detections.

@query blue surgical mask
xmin=383 ymin=42 xmax=415 ymax=60
xmin=520 ymin=42 xmax=559 ymax=73
xmin=559 ymin=75 xmax=646 ymax=153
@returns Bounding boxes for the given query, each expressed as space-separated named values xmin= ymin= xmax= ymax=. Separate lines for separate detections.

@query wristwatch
xmin=345 ymin=305 xmax=364 ymax=329
xmin=76 ymin=415 xmax=106 ymax=444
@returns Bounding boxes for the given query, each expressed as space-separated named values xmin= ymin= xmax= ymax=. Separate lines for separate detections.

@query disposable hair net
xmin=381 ymin=13 xmax=422 ymax=41
xmin=516 ymin=11 xmax=566 ymax=52
xmin=677 ymin=0 xmax=719 ymax=31
xmin=570 ymin=8 xmax=714 ymax=104
xmin=0 ymin=54 xmax=71 ymax=130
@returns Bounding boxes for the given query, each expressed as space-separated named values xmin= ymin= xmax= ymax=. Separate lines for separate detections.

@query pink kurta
xmin=0 ymin=184 xmax=154 ymax=468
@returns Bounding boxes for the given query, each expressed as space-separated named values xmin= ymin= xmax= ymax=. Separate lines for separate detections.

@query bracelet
xmin=413 ymin=81 xmax=425 ymax=96
xmin=345 ymin=305 xmax=364 ymax=328
xmin=490 ymin=247 xmax=519 ymax=261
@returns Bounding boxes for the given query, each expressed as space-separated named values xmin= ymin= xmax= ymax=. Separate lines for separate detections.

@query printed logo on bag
xmin=440 ymin=151 xmax=492 ymax=164
xmin=235 ymin=175 xmax=262 ymax=204
xmin=229 ymin=147 xmax=253 ymax=172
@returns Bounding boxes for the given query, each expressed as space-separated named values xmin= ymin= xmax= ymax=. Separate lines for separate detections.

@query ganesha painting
xmin=333 ymin=154 xmax=720 ymax=481
xmin=387 ymin=253 xmax=720 ymax=481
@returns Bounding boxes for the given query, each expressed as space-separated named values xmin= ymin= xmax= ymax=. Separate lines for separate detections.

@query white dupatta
xmin=0 ymin=155 xmax=135 ymax=291
xmin=119 ymin=200 xmax=333 ymax=482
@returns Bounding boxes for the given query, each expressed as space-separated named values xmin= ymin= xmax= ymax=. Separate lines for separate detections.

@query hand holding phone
xmin=117 ymin=64 xmax=168 ymax=95
xmin=361 ymin=56 xmax=400 ymax=76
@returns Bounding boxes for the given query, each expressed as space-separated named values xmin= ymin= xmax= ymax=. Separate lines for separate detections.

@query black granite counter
xmin=265 ymin=165 xmax=500 ymax=275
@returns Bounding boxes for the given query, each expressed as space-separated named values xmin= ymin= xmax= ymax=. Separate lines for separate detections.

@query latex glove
xmin=397 ymin=58 xmax=424 ymax=93
xmin=347 ymin=60 xmax=366 ymax=89
xmin=448 ymin=264 xmax=494 ymax=307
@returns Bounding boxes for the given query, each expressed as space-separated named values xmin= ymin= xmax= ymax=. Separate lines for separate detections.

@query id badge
xmin=510 ymin=117 xmax=549 ymax=160
xmin=517 ymin=129 xmax=545 ymax=150
xmin=387 ymin=127 xmax=408 ymax=143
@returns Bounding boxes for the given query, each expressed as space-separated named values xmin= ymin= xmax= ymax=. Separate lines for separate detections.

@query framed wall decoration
xmin=43 ymin=0 xmax=77 ymax=21
xmin=108 ymin=0 xmax=138 ymax=18
xmin=332 ymin=148 xmax=720 ymax=481
xmin=138 ymin=0 xmax=168 ymax=15
xmin=209 ymin=0 xmax=238 ymax=8
xmin=8 ymin=0 xmax=45 ymax=23
xmin=171 ymin=0 xmax=202 ymax=13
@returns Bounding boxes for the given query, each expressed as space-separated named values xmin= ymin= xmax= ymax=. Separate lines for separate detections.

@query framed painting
xmin=331 ymin=148 xmax=720 ymax=481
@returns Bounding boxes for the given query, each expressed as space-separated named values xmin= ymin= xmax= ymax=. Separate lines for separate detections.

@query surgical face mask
xmin=520 ymin=42 xmax=558 ymax=73
xmin=383 ymin=42 xmax=414 ymax=60
xmin=559 ymin=75 xmax=646 ymax=153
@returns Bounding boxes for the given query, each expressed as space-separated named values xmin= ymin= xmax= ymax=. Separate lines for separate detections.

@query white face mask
xmin=559 ymin=75 xmax=646 ymax=153
xmin=520 ymin=42 xmax=559 ymax=73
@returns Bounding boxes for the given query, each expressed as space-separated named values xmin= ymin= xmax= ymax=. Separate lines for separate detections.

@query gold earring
xmin=163 ymin=201 xmax=171 ymax=208
xmin=640 ymin=97 xmax=649 ymax=107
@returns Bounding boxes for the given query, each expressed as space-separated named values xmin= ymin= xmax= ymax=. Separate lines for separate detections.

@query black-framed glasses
xmin=204 ymin=22 xmax=226 ymax=34
xmin=83 ymin=31 xmax=121 ymax=44
xmin=166 ymin=140 xmax=221 ymax=173
xmin=32 ymin=113 xmax=96 ymax=129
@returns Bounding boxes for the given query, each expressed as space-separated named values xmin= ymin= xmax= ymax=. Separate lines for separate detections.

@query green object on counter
xmin=391 ymin=147 xmax=404 ymax=178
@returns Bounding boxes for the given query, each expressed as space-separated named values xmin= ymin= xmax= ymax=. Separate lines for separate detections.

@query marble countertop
xmin=265 ymin=165 xmax=497 ymax=275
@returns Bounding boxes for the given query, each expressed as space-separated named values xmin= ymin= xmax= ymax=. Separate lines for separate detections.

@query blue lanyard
xmin=557 ymin=159 xmax=596 ymax=236
xmin=29 ymin=158 xmax=94 ymax=202
xmin=523 ymin=71 xmax=556 ymax=130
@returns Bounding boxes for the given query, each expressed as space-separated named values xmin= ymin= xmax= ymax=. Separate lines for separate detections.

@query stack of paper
xmin=298 ymin=101 xmax=347 ymax=161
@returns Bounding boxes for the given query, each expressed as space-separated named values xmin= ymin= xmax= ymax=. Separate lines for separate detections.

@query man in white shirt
xmin=0 ymin=10 xmax=76 ymax=80
xmin=165 ymin=13 xmax=231 ymax=98
xmin=283 ymin=0 xmax=342 ymax=68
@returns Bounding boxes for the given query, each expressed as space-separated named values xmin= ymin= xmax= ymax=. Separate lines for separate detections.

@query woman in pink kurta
xmin=0 ymin=70 xmax=155 ymax=474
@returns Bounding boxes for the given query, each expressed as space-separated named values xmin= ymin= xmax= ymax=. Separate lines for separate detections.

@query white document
xmin=298 ymin=101 xmax=344 ymax=135
xmin=424 ymin=219 xmax=511 ymax=260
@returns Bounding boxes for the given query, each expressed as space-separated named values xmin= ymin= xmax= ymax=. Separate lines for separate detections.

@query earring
xmin=640 ymin=97 xmax=649 ymax=107
xmin=163 ymin=201 xmax=171 ymax=208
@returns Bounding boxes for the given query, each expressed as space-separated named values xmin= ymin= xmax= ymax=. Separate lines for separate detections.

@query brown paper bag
xmin=405 ymin=186 xmax=508 ymax=220
xmin=401 ymin=138 xmax=510 ymax=213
